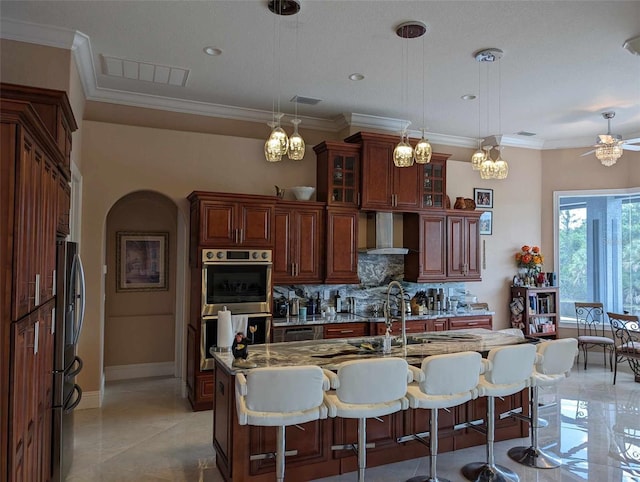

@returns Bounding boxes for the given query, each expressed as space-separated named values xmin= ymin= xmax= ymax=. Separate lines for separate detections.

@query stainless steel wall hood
xmin=361 ymin=212 xmax=408 ymax=255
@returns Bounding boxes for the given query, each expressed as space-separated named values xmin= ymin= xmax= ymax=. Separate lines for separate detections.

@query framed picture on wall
xmin=474 ymin=188 xmax=494 ymax=208
xmin=479 ymin=211 xmax=493 ymax=235
xmin=116 ymin=232 xmax=168 ymax=292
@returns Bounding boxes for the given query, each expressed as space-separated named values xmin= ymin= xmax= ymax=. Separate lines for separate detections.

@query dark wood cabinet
xmin=314 ymin=141 xmax=360 ymax=208
xmin=325 ymin=208 xmax=359 ymax=284
xmin=449 ymin=315 xmax=492 ymax=330
xmin=1 ymin=84 xmax=76 ymax=482
xmin=345 ymin=131 xmax=421 ymax=211
xmin=273 ymin=201 xmax=324 ymax=284
xmin=403 ymin=212 xmax=447 ymax=282
xmin=447 ymin=211 xmax=481 ymax=280
xmin=189 ymin=191 xmax=275 ymax=249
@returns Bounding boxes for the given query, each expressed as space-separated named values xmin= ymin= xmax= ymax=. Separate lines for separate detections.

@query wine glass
xmin=249 ymin=325 xmax=257 ymax=344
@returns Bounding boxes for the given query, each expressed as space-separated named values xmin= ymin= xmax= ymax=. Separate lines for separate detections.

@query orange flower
xmin=515 ymin=244 xmax=544 ymax=272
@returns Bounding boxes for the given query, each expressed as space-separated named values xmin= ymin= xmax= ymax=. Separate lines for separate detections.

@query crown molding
xmin=0 ymin=17 xmax=549 ymax=150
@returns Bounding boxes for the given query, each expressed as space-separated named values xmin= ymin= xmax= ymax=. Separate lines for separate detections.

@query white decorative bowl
xmin=289 ymin=186 xmax=315 ymax=201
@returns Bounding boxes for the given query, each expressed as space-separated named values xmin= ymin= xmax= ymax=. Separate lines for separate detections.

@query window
xmin=554 ymin=188 xmax=640 ymax=321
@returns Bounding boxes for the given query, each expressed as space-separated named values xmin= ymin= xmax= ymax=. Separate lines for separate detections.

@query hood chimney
xmin=362 ymin=212 xmax=408 ymax=255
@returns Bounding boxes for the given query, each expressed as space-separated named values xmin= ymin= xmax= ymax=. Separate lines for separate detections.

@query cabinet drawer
xmin=324 ymin=323 xmax=368 ymax=339
xmin=449 ymin=316 xmax=492 ymax=330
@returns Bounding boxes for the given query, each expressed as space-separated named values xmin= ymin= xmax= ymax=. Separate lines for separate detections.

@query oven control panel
xmin=202 ymin=249 xmax=272 ymax=263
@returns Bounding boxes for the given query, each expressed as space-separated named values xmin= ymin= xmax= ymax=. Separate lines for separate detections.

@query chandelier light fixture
xmin=473 ymin=47 xmax=509 ymax=179
xmin=595 ymin=143 xmax=623 ymax=167
xmin=264 ymin=0 xmax=304 ymax=163
xmin=393 ymin=21 xmax=427 ymax=167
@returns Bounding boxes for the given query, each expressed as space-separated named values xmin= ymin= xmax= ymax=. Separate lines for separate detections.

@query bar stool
xmin=403 ymin=351 xmax=485 ymax=482
xmin=323 ymin=357 xmax=413 ymax=482
xmin=461 ymin=343 xmax=538 ymax=482
xmin=235 ymin=365 xmax=330 ymax=482
xmin=507 ymin=338 xmax=578 ymax=468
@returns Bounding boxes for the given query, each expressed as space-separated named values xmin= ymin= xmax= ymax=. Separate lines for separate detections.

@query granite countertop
xmin=212 ymin=328 xmax=530 ymax=374
xmin=272 ymin=310 xmax=495 ymax=327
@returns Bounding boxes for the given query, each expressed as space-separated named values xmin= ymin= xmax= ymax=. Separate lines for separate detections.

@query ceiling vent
xmin=516 ymin=131 xmax=537 ymax=137
xmin=290 ymin=95 xmax=322 ymax=105
xmin=101 ymin=55 xmax=189 ymax=87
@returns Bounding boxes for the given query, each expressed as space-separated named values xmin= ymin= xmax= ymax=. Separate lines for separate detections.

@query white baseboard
xmin=104 ymin=361 xmax=175 ymax=381
xmin=77 ymin=389 xmax=102 ymax=410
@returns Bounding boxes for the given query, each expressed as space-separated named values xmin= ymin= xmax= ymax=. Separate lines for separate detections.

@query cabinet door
xmin=325 ymin=209 xmax=359 ymax=284
xmin=57 ymin=175 xmax=70 ymax=236
xmin=200 ymin=200 xmax=237 ymax=246
xmin=273 ymin=208 xmax=294 ymax=282
xmin=295 ymin=207 xmax=323 ymax=283
xmin=392 ymin=163 xmax=421 ymax=210
xmin=421 ymin=160 xmax=446 ymax=208
xmin=313 ymin=142 xmax=360 ymax=208
xmin=404 ymin=213 xmax=446 ymax=282
xmin=41 ymin=160 xmax=58 ymax=305
xmin=447 ymin=214 xmax=481 ymax=280
xmin=465 ymin=215 xmax=481 ymax=279
xmin=13 ymin=130 xmax=43 ymax=321
xmin=360 ymin=140 xmax=394 ymax=210
xmin=10 ymin=315 xmax=39 ymax=482
xmin=239 ymin=203 xmax=273 ymax=247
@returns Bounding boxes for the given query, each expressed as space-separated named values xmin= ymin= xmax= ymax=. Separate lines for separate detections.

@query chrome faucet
xmin=386 ymin=281 xmax=407 ymax=348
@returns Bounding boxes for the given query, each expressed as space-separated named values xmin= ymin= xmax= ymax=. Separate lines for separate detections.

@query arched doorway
xmin=104 ymin=191 xmax=179 ymax=380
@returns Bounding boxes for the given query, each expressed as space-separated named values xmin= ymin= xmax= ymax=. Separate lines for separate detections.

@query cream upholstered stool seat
xmin=507 ymin=338 xmax=578 ymax=469
xmin=461 ymin=343 xmax=538 ymax=482
xmin=235 ymin=365 xmax=331 ymax=482
xmin=323 ymin=357 xmax=413 ymax=482
xmin=401 ymin=351 xmax=485 ymax=482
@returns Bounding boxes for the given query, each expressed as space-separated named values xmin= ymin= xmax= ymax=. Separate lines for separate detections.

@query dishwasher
xmin=272 ymin=325 xmax=324 ymax=343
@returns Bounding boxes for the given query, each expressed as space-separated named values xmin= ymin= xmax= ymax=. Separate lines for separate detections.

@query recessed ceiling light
xmin=203 ymin=46 xmax=222 ymax=56
xmin=349 ymin=73 xmax=365 ymax=81
xmin=461 ymin=94 xmax=477 ymax=100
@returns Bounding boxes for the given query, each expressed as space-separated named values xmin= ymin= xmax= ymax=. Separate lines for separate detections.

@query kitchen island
xmin=212 ymin=329 xmax=531 ymax=482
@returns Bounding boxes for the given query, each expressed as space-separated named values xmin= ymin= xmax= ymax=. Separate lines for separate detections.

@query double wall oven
xmin=200 ymin=248 xmax=272 ymax=369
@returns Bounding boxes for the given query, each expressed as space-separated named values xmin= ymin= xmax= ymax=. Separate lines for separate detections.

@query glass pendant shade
xmin=264 ymin=121 xmax=288 ymax=162
xmin=595 ymin=143 xmax=623 ymax=167
xmin=493 ymin=155 xmax=509 ymax=179
xmin=287 ymin=119 xmax=305 ymax=160
xmin=479 ymin=157 xmax=495 ymax=180
xmin=393 ymin=135 xmax=414 ymax=167
xmin=471 ymin=148 xmax=485 ymax=170
xmin=414 ymin=132 xmax=432 ymax=164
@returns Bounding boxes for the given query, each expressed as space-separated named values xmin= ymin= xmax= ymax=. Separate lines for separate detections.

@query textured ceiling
xmin=1 ymin=0 xmax=639 ymax=149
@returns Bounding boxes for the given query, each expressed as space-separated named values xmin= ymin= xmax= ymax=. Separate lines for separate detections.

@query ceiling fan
xmin=581 ymin=111 xmax=640 ymax=166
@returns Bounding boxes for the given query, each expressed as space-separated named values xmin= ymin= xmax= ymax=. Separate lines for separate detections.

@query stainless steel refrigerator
xmin=52 ymin=240 xmax=85 ymax=482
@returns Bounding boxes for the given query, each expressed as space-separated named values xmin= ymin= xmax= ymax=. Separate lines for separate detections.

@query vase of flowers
xmin=515 ymin=245 xmax=544 ymax=285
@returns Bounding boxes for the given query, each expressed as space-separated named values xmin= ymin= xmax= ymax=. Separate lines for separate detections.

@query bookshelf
xmin=510 ymin=286 xmax=559 ymax=339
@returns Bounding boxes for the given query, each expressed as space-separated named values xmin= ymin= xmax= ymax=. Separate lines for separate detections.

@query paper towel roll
xmin=217 ymin=307 xmax=233 ymax=349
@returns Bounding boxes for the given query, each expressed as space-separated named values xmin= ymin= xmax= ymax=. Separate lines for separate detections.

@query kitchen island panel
xmin=212 ymin=330 xmax=531 ymax=481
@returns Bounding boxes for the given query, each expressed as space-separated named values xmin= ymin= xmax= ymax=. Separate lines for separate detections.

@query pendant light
xmin=287 ymin=12 xmax=305 ymax=161
xmin=264 ymin=0 xmax=302 ymax=162
xmin=470 ymin=54 xmax=486 ymax=170
xmin=473 ymin=48 xmax=509 ymax=179
xmin=413 ymin=30 xmax=432 ymax=164
xmin=393 ymin=21 xmax=426 ymax=168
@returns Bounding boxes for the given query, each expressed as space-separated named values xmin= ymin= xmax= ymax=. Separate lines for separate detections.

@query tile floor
xmin=68 ymin=361 xmax=640 ymax=482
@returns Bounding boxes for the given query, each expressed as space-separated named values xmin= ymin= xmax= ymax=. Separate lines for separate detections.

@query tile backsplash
xmin=274 ymin=253 xmax=468 ymax=317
